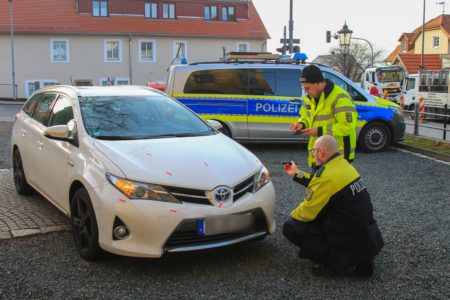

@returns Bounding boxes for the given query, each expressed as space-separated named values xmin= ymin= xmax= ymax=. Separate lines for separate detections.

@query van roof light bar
xmin=225 ymin=52 xmax=280 ymax=61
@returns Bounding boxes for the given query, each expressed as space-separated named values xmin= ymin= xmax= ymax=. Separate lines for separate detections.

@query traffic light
xmin=326 ymin=31 xmax=332 ymax=43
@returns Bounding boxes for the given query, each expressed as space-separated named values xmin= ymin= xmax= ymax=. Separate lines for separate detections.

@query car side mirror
xmin=44 ymin=119 xmax=79 ymax=146
xmin=207 ymin=119 xmax=223 ymax=130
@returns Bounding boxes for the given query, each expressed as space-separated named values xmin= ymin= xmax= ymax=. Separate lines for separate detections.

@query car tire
xmin=358 ymin=121 xmax=391 ymax=153
xmin=219 ymin=123 xmax=232 ymax=138
xmin=70 ymin=188 xmax=102 ymax=260
xmin=12 ymin=149 xmax=34 ymax=195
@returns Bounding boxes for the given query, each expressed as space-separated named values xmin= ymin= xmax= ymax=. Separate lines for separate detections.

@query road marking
xmin=396 ymin=148 xmax=450 ymax=165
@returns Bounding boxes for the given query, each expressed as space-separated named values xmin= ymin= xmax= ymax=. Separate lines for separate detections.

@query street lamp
xmin=337 ymin=22 xmax=374 ymax=68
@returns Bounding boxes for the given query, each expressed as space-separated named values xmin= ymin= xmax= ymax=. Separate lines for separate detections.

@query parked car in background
xmin=11 ymin=85 xmax=276 ymax=260
xmin=166 ymin=53 xmax=406 ymax=152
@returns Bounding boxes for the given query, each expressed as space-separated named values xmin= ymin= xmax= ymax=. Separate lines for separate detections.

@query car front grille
xmin=163 ymin=208 xmax=268 ymax=252
xmin=163 ymin=175 xmax=255 ymax=206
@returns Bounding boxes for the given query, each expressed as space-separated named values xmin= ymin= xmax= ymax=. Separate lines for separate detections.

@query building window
xmin=104 ymin=39 xmax=122 ymax=62
xmin=93 ymin=0 xmax=108 ymax=17
xmin=433 ymin=35 xmax=440 ymax=48
xmin=221 ymin=6 xmax=235 ymax=21
xmin=237 ymin=42 xmax=249 ymax=52
xmin=51 ymin=39 xmax=69 ymax=62
xmin=145 ymin=2 xmax=158 ymax=19
xmin=173 ymin=41 xmax=187 ymax=62
xmin=99 ymin=77 xmax=129 ymax=86
xmin=24 ymin=80 xmax=59 ymax=98
xmin=401 ymin=39 xmax=408 ymax=52
xmin=139 ymin=40 xmax=156 ymax=62
xmin=205 ymin=5 xmax=218 ymax=21
xmin=163 ymin=3 xmax=175 ymax=19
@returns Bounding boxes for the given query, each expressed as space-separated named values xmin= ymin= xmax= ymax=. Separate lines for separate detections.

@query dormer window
xmin=401 ymin=39 xmax=408 ymax=52
xmin=93 ymin=0 xmax=108 ymax=17
xmin=163 ymin=3 xmax=175 ymax=19
xmin=145 ymin=2 xmax=158 ymax=19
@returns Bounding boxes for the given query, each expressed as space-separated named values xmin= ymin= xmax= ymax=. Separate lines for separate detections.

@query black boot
xmin=355 ymin=259 xmax=374 ymax=278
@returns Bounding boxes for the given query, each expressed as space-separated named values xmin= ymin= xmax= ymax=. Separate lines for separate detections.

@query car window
xmin=30 ymin=93 xmax=58 ymax=125
xmin=48 ymin=94 xmax=74 ymax=126
xmin=79 ymin=95 xmax=212 ymax=139
xmin=23 ymin=94 xmax=41 ymax=116
xmin=276 ymin=69 xmax=302 ymax=97
xmin=323 ymin=71 xmax=367 ymax=102
xmin=183 ymin=69 xmax=248 ymax=94
xmin=247 ymin=69 xmax=275 ymax=96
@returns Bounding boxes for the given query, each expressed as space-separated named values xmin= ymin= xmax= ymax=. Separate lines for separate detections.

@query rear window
xmin=183 ymin=68 xmax=301 ymax=97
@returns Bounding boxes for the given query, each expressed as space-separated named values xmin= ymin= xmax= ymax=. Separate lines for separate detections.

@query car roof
xmin=171 ymin=62 xmax=333 ymax=72
xmin=33 ymin=85 xmax=164 ymax=98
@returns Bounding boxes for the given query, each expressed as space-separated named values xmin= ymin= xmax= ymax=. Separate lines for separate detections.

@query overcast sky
xmin=252 ymin=0 xmax=445 ymax=61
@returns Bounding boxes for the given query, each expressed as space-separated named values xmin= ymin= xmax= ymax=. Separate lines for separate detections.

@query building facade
xmin=0 ymin=0 xmax=269 ymax=99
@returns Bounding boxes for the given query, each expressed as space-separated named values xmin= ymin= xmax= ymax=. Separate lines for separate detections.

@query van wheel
xmin=70 ymin=188 xmax=102 ymax=260
xmin=358 ymin=122 xmax=391 ymax=153
xmin=219 ymin=123 xmax=232 ymax=138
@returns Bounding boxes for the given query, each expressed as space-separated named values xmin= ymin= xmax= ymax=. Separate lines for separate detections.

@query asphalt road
xmin=1 ymin=116 xmax=449 ymax=299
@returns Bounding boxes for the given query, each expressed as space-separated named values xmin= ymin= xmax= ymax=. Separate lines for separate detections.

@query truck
xmin=396 ymin=73 xmax=418 ymax=110
xmin=417 ymin=69 xmax=450 ymax=119
xmin=360 ymin=66 xmax=406 ymax=101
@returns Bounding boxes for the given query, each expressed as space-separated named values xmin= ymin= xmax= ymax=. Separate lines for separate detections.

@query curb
xmin=394 ymin=142 xmax=450 ymax=162
xmin=0 ymin=225 xmax=71 ymax=240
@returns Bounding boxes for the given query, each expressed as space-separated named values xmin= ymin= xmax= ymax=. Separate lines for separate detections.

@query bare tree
xmin=318 ymin=43 xmax=384 ymax=82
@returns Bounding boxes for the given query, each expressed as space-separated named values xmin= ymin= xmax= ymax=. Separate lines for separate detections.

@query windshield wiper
xmin=94 ymin=135 xmax=142 ymax=140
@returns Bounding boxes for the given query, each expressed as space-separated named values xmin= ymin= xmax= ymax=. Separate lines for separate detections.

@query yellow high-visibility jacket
xmin=298 ymin=80 xmax=357 ymax=167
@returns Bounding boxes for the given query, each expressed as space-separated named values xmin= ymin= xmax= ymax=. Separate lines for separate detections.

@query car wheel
xmin=70 ymin=188 xmax=102 ymax=260
xmin=219 ymin=123 xmax=232 ymax=138
xmin=358 ymin=122 xmax=391 ymax=153
xmin=12 ymin=149 xmax=34 ymax=195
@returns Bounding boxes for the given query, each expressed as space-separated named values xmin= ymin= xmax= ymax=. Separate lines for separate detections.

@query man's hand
xmin=301 ymin=128 xmax=318 ymax=136
xmin=289 ymin=122 xmax=303 ymax=133
xmin=284 ymin=161 xmax=298 ymax=177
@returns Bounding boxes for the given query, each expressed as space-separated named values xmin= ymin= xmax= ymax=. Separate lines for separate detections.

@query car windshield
xmin=79 ymin=95 xmax=213 ymax=139
xmin=377 ymin=69 xmax=404 ymax=83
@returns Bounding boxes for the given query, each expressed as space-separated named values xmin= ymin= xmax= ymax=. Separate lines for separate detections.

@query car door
xmin=35 ymin=93 xmax=75 ymax=210
xmin=22 ymin=92 xmax=58 ymax=188
xmin=247 ymin=68 xmax=302 ymax=140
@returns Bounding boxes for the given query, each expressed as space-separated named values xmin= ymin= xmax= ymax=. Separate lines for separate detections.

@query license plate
xmin=197 ymin=214 xmax=254 ymax=236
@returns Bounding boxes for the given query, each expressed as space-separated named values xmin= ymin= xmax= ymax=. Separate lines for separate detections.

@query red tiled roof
xmin=395 ymin=54 xmax=442 ymax=74
xmin=0 ymin=0 xmax=269 ymax=39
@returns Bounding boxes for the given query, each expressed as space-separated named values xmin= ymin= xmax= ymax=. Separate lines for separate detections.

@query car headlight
xmin=106 ymin=173 xmax=180 ymax=203
xmin=253 ymin=166 xmax=270 ymax=193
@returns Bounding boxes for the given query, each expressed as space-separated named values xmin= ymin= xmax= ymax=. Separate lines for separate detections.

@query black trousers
xmin=282 ymin=218 xmax=309 ymax=248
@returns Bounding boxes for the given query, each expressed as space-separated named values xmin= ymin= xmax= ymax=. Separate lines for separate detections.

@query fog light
xmin=113 ymin=226 xmax=129 ymax=240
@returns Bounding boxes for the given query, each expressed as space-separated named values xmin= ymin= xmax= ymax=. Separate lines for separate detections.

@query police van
xmin=166 ymin=53 xmax=405 ymax=152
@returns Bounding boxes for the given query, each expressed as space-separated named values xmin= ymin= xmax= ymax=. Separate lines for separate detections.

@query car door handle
xmin=68 ymin=161 xmax=74 ymax=167
xmin=290 ymin=98 xmax=302 ymax=103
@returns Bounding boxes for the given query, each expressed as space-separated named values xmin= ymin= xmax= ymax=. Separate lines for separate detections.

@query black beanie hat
xmin=300 ymin=65 xmax=324 ymax=83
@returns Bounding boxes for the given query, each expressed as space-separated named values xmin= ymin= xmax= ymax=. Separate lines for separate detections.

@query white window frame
xmin=173 ymin=41 xmax=187 ymax=62
xmin=139 ymin=39 xmax=156 ymax=62
xmin=93 ymin=0 xmax=108 ymax=17
xmin=24 ymin=80 xmax=59 ymax=98
xmin=104 ymin=39 xmax=122 ymax=62
xmin=163 ymin=3 xmax=175 ymax=19
xmin=237 ymin=42 xmax=249 ymax=52
xmin=433 ymin=35 xmax=440 ymax=48
xmin=145 ymin=2 xmax=158 ymax=19
xmin=50 ymin=39 xmax=70 ymax=62
xmin=99 ymin=77 xmax=130 ymax=86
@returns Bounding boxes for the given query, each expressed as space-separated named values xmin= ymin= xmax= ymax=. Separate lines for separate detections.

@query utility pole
xmin=420 ymin=0 xmax=426 ymax=70
xmin=288 ymin=0 xmax=293 ymax=53
xmin=9 ymin=0 xmax=17 ymax=100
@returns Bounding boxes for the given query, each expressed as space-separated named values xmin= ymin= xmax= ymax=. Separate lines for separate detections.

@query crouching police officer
xmin=289 ymin=65 xmax=357 ymax=168
xmin=283 ymin=135 xmax=384 ymax=277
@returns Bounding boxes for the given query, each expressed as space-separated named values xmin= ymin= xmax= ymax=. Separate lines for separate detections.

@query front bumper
xmin=89 ymin=182 xmax=276 ymax=258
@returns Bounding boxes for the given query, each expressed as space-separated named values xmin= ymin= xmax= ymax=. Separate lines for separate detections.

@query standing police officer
xmin=283 ymin=135 xmax=384 ymax=277
xmin=289 ymin=65 xmax=357 ymax=168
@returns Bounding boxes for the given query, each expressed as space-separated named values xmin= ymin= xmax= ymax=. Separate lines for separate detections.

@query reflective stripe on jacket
xmin=298 ymin=81 xmax=357 ymax=167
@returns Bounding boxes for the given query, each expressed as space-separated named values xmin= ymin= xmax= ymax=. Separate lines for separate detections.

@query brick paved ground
xmin=0 ymin=170 xmax=70 ymax=240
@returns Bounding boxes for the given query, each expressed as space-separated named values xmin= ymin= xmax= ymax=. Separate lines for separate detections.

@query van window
xmin=275 ymin=69 xmax=301 ymax=97
xmin=323 ymin=71 xmax=367 ymax=102
xmin=183 ymin=69 xmax=248 ymax=94
xmin=247 ymin=69 xmax=276 ymax=96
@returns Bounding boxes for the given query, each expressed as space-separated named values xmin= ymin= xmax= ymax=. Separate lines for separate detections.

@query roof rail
xmin=225 ymin=51 xmax=280 ymax=61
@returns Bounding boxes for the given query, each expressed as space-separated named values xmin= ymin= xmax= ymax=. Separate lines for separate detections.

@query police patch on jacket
xmin=346 ymin=112 xmax=353 ymax=122
xmin=305 ymin=188 xmax=314 ymax=201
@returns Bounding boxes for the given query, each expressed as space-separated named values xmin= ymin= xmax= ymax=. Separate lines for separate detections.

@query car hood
xmin=374 ymin=97 xmax=400 ymax=108
xmin=93 ymin=134 xmax=260 ymax=189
